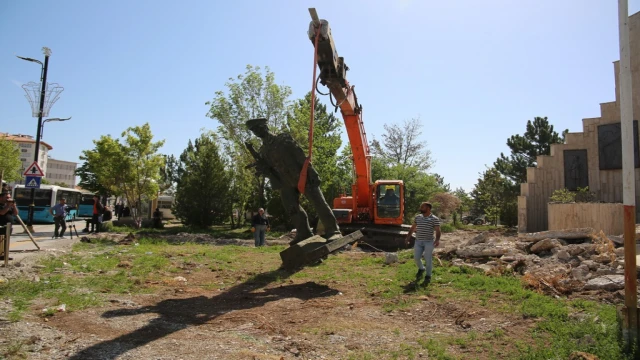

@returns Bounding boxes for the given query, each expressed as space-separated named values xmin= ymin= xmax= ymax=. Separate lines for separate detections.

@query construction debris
xmin=437 ymin=228 xmax=635 ymax=298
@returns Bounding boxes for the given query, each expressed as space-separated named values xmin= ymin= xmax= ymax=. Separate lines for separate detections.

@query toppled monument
xmin=245 ymin=118 xmax=361 ymax=269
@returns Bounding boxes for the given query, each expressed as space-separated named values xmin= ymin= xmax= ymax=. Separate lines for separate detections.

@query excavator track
xmin=338 ymin=223 xmax=414 ymax=251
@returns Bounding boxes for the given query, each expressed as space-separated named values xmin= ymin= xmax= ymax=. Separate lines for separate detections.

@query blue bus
xmin=77 ymin=192 xmax=95 ymax=218
xmin=12 ymin=185 xmax=81 ymax=223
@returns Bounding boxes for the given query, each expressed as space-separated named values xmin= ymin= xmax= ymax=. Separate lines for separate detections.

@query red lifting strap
xmin=298 ymin=22 xmax=322 ymax=194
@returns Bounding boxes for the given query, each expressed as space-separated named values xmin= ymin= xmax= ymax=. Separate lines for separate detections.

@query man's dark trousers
xmin=91 ymin=214 xmax=100 ymax=233
xmin=54 ymin=216 xmax=66 ymax=238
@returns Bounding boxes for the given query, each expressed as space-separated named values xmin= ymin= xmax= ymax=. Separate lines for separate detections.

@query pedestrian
xmin=91 ymin=195 xmax=104 ymax=233
xmin=251 ymin=208 xmax=270 ymax=247
xmin=0 ymin=191 xmax=17 ymax=260
xmin=0 ymin=191 xmax=17 ymax=229
xmin=49 ymin=197 xmax=68 ymax=239
xmin=405 ymin=202 xmax=441 ymax=287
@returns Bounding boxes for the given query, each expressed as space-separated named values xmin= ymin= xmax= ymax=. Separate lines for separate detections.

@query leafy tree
xmin=40 ymin=178 xmax=51 ymax=185
xmin=452 ymin=187 xmax=473 ymax=223
xmin=0 ymin=137 xmax=22 ymax=182
xmin=78 ymin=135 xmax=124 ymax=198
xmin=120 ymin=123 xmax=165 ymax=222
xmin=433 ymin=173 xmax=451 ymax=193
xmin=159 ymin=154 xmax=179 ymax=195
xmin=494 ymin=116 xmax=566 ymax=184
xmin=206 ymin=65 xmax=292 ymax=225
xmin=173 ymin=132 xmax=231 ymax=227
xmin=75 ymin=161 xmax=111 ymax=196
xmin=370 ymin=117 xmax=433 ymax=172
xmin=78 ymin=123 xmax=164 ymax=226
xmin=429 ymin=192 xmax=461 ymax=220
xmin=470 ymin=167 xmax=517 ymax=226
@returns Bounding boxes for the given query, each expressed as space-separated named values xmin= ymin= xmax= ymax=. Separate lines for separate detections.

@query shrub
xmin=440 ymin=223 xmax=455 ymax=233
xmin=550 ymin=188 xmax=576 ymax=203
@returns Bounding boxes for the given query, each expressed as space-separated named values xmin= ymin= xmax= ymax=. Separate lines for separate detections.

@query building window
xmin=21 ymin=149 xmax=27 ymax=153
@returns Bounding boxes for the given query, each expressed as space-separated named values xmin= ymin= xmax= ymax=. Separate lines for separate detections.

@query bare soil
xmin=0 ymin=229 xmax=617 ymax=359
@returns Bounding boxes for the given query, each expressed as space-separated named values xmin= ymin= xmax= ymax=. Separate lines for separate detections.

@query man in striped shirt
xmin=405 ymin=202 xmax=441 ymax=286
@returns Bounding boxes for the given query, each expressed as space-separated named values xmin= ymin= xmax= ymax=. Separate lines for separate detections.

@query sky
xmin=1 ymin=0 xmax=640 ymax=192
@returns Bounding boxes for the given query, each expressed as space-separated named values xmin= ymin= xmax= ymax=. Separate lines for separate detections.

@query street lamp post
xmin=17 ymin=47 xmax=51 ymax=231
xmin=41 ymin=117 xmax=72 ymax=139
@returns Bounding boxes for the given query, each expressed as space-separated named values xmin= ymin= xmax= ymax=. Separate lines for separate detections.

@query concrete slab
xmin=280 ymin=231 xmax=363 ymax=271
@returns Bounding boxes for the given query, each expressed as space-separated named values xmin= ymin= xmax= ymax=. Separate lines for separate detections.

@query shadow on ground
xmin=68 ymin=268 xmax=339 ymax=360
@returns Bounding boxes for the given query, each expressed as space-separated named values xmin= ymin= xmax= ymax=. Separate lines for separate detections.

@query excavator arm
xmin=308 ymin=10 xmax=372 ymax=212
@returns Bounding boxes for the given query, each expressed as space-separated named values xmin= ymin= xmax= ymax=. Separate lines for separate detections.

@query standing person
xmin=251 ymin=208 xmax=270 ymax=247
xmin=0 ymin=192 xmax=17 ymax=228
xmin=405 ymin=202 xmax=441 ymax=287
xmin=0 ymin=192 xmax=17 ymax=260
xmin=90 ymin=195 xmax=104 ymax=233
xmin=49 ymin=197 xmax=68 ymax=239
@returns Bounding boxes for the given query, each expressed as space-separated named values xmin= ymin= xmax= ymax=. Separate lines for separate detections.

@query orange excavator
xmin=306 ymin=9 xmax=412 ymax=249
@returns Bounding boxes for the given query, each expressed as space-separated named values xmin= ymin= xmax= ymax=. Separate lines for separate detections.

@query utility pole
xmin=29 ymin=48 xmax=50 ymax=231
xmin=618 ymin=0 xmax=639 ymax=352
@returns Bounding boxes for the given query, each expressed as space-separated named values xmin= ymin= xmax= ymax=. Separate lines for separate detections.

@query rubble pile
xmin=436 ymin=227 xmax=632 ymax=298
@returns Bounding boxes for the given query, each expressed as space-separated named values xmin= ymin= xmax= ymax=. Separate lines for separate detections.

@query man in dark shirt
xmin=91 ymin=195 xmax=104 ymax=233
xmin=251 ymin=208 xmax=270 ymax=247
xmin=0 ymin=192 xmax=17 ymax=227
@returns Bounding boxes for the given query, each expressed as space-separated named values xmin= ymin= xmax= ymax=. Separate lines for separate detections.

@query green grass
xmin=107 ymin=223 xmax=288 ymax=240
xmin=0 ymin=234 xmax=634 ymax=359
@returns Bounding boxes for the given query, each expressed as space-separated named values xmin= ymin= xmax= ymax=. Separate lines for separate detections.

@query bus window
xmin=57 ymin=190 xmax=80 ymax=208
xmin=14 ymin=188 xmax=52 ymax=207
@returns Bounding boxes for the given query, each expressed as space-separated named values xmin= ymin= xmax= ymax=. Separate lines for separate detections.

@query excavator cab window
xmin=377 ymin=185 xmax=401 ymax=218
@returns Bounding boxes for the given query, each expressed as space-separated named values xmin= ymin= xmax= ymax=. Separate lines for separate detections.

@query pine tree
xmin=173 ymin=132 xmax=231 ymax=227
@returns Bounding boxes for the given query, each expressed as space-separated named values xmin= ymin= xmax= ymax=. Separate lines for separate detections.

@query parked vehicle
xmin=461 ymin=215 xmax=486 ymax=226
xmin=12 ymin=184 xmax=80 ymax=223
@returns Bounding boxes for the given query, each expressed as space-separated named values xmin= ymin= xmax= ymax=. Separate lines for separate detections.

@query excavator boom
xmin=307 ymin=9 xmax=410 ymax=249
xmin=308 ymin=15 xmax=372 ymax=213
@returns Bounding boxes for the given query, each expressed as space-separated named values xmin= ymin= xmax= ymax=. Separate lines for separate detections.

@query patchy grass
xmin=0 ymin=236 xmax=633 ymax=359
xmin=108 ymin=224 xmax=288 ymax=240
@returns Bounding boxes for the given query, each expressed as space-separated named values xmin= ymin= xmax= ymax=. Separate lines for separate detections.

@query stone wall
xmin=547 ymin=203 xmax=623 ymax=235
xmin=518 ymin=11 xmax=640 ymax=233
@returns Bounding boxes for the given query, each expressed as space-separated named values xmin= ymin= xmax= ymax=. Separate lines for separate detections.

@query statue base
xmin=280 ymin=230 xmax=363 ymax=271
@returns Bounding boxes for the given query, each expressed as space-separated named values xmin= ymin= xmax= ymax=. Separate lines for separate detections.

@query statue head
xmin=246 ymin=118 xmax=269 ymax=138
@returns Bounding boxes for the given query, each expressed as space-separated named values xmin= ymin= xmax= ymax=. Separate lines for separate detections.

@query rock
xmin=566 ymin=244 xmax=596 ymax=257
xmin=519 ymin=228 xmax=595 ymax=242
xmin=456 ymin=240 xmax=519 ymax=259
xmin=595 ymin=267 xmax=617 ymax=276
xmin=584 ymin=275 xmax=625 ymax=291
xmin=571 ymin=265 xmax=591 ymax=281
xmin=466 ymin=233 xmax=489 ymax=246
xmin=581 ymin=260 xmax=598 ymax=271
xmin=515 ymin=241 xmax=530 ymax=252
xmin=530 ymin=238 xmax=561 ymax=254
xmin=614 ymin=247 xmax=625 ymax=257
xmin=384 ymin=252 xmax=398 ymax=265
xmin=591 ymin=253 xmax=614 ymax=264
xmin=556 ymin=250 xmax=571 ymax=261
xmin=608 ymin=235 xmax=624 ymax=247
xmin=173 ymin=276 xmax=187 ymax=282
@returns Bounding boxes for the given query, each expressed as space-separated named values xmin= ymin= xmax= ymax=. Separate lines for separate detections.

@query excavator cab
xmin=374 ymin=181 xmax=404 ymax=225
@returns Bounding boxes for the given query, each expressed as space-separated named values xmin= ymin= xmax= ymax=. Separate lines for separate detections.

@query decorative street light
xmin=41 ymin=117 xmax=72 ymax=139
xmin=16 ymin=46 xmax=60 ymax=231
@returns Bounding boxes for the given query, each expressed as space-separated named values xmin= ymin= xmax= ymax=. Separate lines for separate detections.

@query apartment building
xmin=1 ymin=133 xmax=52 ymax=184
xmin=46 ymin=158 xmax=77 ymax=187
